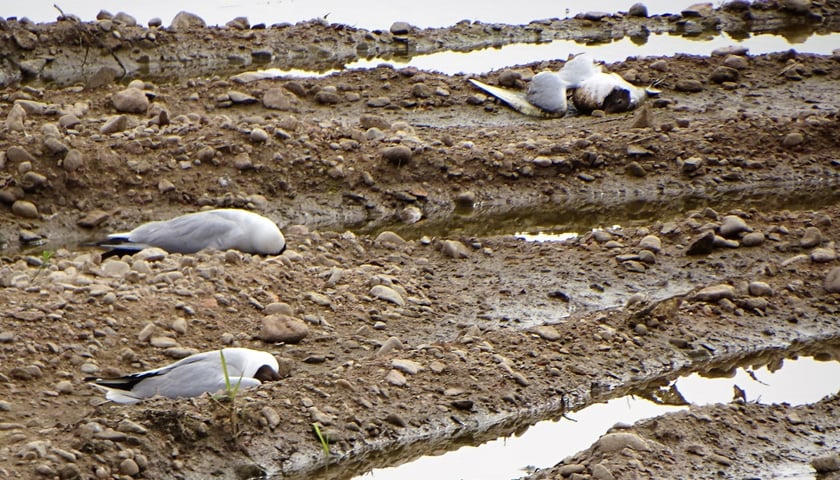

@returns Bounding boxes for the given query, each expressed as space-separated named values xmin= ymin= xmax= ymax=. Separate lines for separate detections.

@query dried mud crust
xmin=1 ymin=11 xmax=840 ymax=480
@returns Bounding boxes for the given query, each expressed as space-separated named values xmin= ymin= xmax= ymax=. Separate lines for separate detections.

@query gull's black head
xmin=603 ymin=87 xmax=631 ymax=113
xmin=255 ymin=364 xmax=282 ymax=382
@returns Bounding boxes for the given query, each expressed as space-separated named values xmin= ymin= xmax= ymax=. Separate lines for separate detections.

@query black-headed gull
xmin=92 ymin=347 xmax=282 ymax=404
xmin=95 ymin=208 xmax=286 ymax=256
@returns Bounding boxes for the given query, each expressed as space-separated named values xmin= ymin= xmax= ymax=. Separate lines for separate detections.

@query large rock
xmin=170 ymin=11 xmax=206 ymax=31
xmin=111 ymin=88 xmax=149 ymax=113
xmin=259 ymin=314 xmax=309 ymax=343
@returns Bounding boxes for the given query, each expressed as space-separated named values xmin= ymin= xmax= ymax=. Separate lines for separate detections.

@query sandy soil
xmin=2 ymin=2 xmax=840 ymax=479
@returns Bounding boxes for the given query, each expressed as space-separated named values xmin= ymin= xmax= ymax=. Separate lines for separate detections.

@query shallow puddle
xmin=355 ymin=353 xmax=840 ymax=480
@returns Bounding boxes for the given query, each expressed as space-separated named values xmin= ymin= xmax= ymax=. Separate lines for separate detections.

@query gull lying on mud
xmin=91 ymin=348 xmax=282 ymax=404
xmin=94 ymin=208 xmax=286 ymax=257
xmin=471 ymin=53 xmax=659 ymax=117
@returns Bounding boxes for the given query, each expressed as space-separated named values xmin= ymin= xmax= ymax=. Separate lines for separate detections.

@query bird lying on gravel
xmin=470 ymin=53 xmax=660 ymax=117
xmin=93 ymin=208 xmax=286 ymax=257
xmin=91 ymin=348 xmax=282 ymax=404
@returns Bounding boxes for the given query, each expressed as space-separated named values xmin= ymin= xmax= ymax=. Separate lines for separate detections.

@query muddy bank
xmin=2 ymin=1 xmax=840 ymax=86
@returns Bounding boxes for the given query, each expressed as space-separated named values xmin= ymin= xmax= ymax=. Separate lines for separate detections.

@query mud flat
xmin=2 ymin=2 xmax=840 ymax=479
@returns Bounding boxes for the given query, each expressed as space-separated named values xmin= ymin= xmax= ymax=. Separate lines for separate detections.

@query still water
xmin=359 ymin=355 xmax=840 ymax=480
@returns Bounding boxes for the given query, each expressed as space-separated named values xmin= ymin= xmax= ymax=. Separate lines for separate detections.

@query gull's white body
xmin=471 ymin=53 xmax=656 ymax=117
xmin=92 ymin=348 xmax=280 ymax=404
xmin=102 ymin=208 xmax=286 ymax=255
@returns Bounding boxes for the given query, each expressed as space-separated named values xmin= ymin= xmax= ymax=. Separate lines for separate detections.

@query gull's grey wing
xmin=469 ymin=79 xmax=565 ymax=118
xmin=127 ymin=212 xmax=238 ymax=253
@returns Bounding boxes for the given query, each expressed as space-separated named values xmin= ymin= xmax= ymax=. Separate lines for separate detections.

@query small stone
xmin=741 ymin=231 xmax=765 ymax=247
xmin=441 ymin=240 xmax=470 ymax=258
xmin=170 ymin=11 xmax=206 ymax=31
xmin=63 ymin=149 xmax=84 ymax=172
xmin=455 ymin=191 xmax=476 ymax=208
xmin=228 ymin=91 xmax=257 ymax=104
xmin=391 ymin=359 xmax=422 ymax=375
xmin=723 ymin=55 xmax=749 ymax=70
xmin=710 ymin=66 xmax=739 ymax=83
xmin=381 ymin=145 xmax=412 ymax=165
xmin=150 ymin=336 xmax=178 ymax=348
xmin=675 ymin=79 xmax=704 ymax=92
xmin=385 ymin=369 xmax=407 ymax=386
xmin=591 ymin=463 xmax=616 ymax=480
xmin=117 ymin=420 xmax=148 ymax=434
xmin=533 ymin=325 xmax=562 ymax=341
xmin=686 ymin=231 xmax=715 ymax=255
xmin=119 ymin=458 xmax=139 ymax=476
xmin=100 ymin=115 xmax=128 ymax=134
xmin=693 ymin=284 xmax=735 ymax=302
xmin=628 ymin=3 xmax=648 ymax=17
xmin=812 ymin=454 xmax=840 ymax=473
xmin=824 ymin=267 xmax=840 ymax=293
xmin=375 ymin=231 xmax=406 ymax=246
xmin=801 ymin=226 xmax=823 ymax=248
xmin=259 ymin=314 xmax=309 ymax=343
xmin=263 ymin=88 xmax=291 ymax=110
xmin=638 ymin=235 xmax=662 ymax=253
xmin=595 ymin=432 xmax=651 ymax=453
xmin=811 ymin=247 xmax=837 ymax=263
xmin=112 ymin=88 xmax=149 ymax=113
xmin=262 ymin=406 xmax=282 ymax=429
xmin=56 ymin=380 xmax=73 ymax=394
xmin=6 ymin=104 xmax=27 ymax=131
xmin=376 ymin=336 xmax=404 ymax=356
xmin=389 ymin=21 xmax=411 ymax=35
xmin=783 ymin=132 xmax=804 ymax=147
xmin=11 ymin=200 xmax=39 ymax=219
xmin=748 ymin=281 xmax=773 ymax=297
xmin=250 ymin=128 xmax=269 ymax=142
xmin=370 ymin=285 xmax=405 ymax=306
xmin=720 ymin=215 xmax=752 ymax=238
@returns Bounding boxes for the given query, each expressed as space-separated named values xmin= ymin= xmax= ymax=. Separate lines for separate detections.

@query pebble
xmin=150 ymin=336 xmax=178 ymax=348
xmin=723 ymin=55 xmax=749 ymax=70
xmin=748 ymin=281 xmax=774 ymax=297
xmin=385 ymin=369 xmax=407 ymax=386
xmin=591 ymin=464 xmax=616 ymax=480
xmin=250 ymin=128 xmax=269 ymax=143
xmin=171 ymin=317 xmax=188 ymax=334
xmin=812 ymin=454 xmax=840 ymax=473
xmin=100 ymin=115 xmax=128 ymax=134
xmin=800 ymin=226 xmax=823 ymax=248
xmin=170 ymin=11 xmax=207 ymax=30
xmin=675 ymin=79 xmax=703 ymax=92
xmin=376 ymin=336 xmax=404 ymax=356
xmin=455 ymin=191 xmax=476 ymax=208
xmin=741 ymin=231 xmax=765 ymax=247
xmin=628 ymin=3 xmax=648 ymax=17
xmin=262 ymin=406 xmax=281 ymax=429
xmin=710 ymin=66 xmax=739 ymax=84
xmin=533 ymin=325 xmax=562 ymax=341
xmin=120 ymin=458 xmax=140 ymax=476
xmin=719 ymin=215 xmax=752 ymax=238
xmin=594 ymin=432 xmax=651 ymax=453
xmin=63 ymin=149 xmax=84 ymax=172
xmin=376 ymin=231 xmax=406 ymax=246
xmin=380 ymin=145 xmax=412 ymax=165
xmin=112 ymin=88 xmax=149 ymax=113
xmin=782 ymin=132 xmax=804 ymax=147
xmin=825 ymin=267 xmax=840 ymax=293
xmin=626 ymin=161 xmax=647 ymax=177
xmin=693 ymin=284 xmax=735 ymax=302
xmin=102 ymin=260 xmax=130 ymax=277
xmin=391 ymin=359 xmax=422 ymax=375
xmin=55 ymin=380 xmax=73 ymax=394
xmin=370 ymin=285 xmax=405 ymax=306
xmin=811 ymin=247 xmax=837 ymax=263
xmin=638 ymin=235 xmax=662 ymax=253
xmin=390 ymin=21 xmax=411 ymax=35
xmin=117 ymin=419 xmax=148 ymax=435
xmin=263 ymin=88 xmax=291 ymax=110
xmin=686 ymin=231 xmax=715 ymax=255
xmin=441 ymin=240 xmax=470 ymax=258
xmin=6 ymin=103 xmax=27 ymax=131
xmin=259 ymin=314 xmax=309 ymax=343
xmin=265 ymin=302 xmax=294 ymax=316
xmin=11 ymin=200 xmax=39 ymax=219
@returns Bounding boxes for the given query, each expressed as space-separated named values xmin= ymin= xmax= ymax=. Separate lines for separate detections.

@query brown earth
xmin=2 ymin=3 xmax=840 ymax=480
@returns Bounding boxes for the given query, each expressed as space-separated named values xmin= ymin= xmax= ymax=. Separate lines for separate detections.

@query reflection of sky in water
xmin=358 ymin=357 xmax=840 ymax=480
xmin=348 ymin=32 xmax=840 ymax=75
